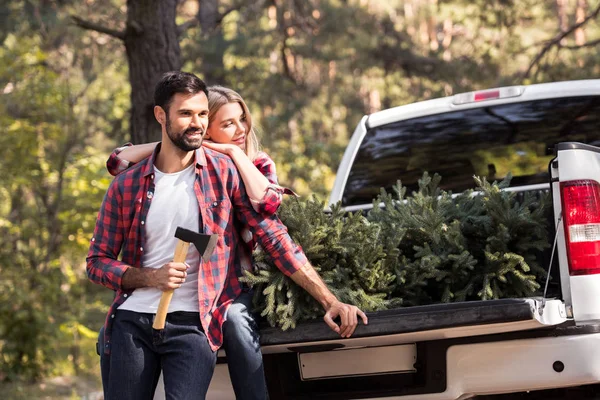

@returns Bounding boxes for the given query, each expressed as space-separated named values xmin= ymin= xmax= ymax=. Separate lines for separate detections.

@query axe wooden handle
xmin=152 ymin=239 xmax=190 ymax=330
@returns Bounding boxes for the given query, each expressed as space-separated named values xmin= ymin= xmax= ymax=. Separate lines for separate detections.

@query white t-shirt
xmin=119 ymin=163 xmax=201 ymax=313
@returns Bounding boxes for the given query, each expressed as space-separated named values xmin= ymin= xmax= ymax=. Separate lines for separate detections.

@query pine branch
xmin=522 ymin=2 xmax=600 ymax=80
xmin=280 ymin=37 xmax=303 ymax=87
xmin=177 ymin=18 xmax=199 ymax=36
xmin=562 ymin=37 xmax=600 ymax=49
xmin=70 ymin=16 xmax=125 ymax=41
xmin=181 ymin=0 xmax=248 ymax=36
xmin=216 ymin=4 xmax=245 ymax=25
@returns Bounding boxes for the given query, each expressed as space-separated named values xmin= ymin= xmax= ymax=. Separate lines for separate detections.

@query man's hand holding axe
xmin=151 ymin=261 xmax=191 ymax=292
xmin=121 ymin=227 xmax=217 ymax=343
xmin=152 ymin=227 xmax=217 ymax=339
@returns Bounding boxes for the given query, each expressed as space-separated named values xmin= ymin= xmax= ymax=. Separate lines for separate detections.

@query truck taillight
xmin=561 ymin=180 xmax=600 ymax=276
xmin=474 ymin=90 xmax=500 ymax=102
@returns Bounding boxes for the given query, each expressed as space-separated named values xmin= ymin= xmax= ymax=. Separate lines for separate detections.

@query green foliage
xmin=245 ymin=173 xmax=550 ymax=329
xmin=370 ymin=173 xmax=479 ymax=304
xmin=374 ymin=173 xmax=549 ymax=304
xmin=242 ymin=196 xmax=399 ymax=330
xmin=0 ymin=2 xmax=125 ymax=382
xmin=452 ymin=176 xmax=549 ymax=300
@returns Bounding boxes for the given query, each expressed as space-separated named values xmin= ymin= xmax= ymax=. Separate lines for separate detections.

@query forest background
xmin=1 ymin=0 xmax=599 ymax=398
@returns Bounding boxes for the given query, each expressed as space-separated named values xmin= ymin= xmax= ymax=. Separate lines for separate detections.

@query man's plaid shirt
xmin=88 ymin=145 xmax=307 ymax=354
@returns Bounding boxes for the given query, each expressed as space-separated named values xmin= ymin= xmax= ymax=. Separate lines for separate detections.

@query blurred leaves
xmin=0 ymin=0 xmax=124 ymax=381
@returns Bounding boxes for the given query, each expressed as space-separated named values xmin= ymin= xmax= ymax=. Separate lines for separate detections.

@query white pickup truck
xmin=157 ymin=79 xmax=600 ymax=399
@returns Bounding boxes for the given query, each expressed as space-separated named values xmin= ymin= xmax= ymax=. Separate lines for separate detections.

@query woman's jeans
xmin=98 ymin=292 xmax=268 ymax=400
xmin=222 ymin=291 xmax=268 ymax=400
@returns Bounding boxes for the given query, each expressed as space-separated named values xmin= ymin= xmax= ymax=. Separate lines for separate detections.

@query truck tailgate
xmin=259 ymin=298 xmax=568 ymax=353
xmin=256 ymin=298 xmax=570 ymax=399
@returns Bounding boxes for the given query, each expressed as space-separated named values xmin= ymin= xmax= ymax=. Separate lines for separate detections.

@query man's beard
xmin=166 ymin=117 xmax=204 ymax=152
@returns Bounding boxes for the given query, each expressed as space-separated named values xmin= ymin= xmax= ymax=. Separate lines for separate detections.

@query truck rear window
xmin=343 ymin=96 xmax=600 ymax=207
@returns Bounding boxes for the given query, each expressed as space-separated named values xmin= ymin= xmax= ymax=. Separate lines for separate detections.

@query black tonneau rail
xmin=259 ymin=298 xmax=537 ymax=346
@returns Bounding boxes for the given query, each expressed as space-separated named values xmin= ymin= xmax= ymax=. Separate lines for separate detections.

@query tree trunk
xmin=198 ymin=0 xmax=226 ymax=85
xmin=125 ymin=0 xmax=182 ymax=143
xmin=556 ymin=0 xmax=569 ymax=45
xmin=575 ymin=0 xmax=588 ymax=45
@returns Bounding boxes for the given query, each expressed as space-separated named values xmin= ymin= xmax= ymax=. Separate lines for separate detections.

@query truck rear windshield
xmin=343 ymin=96 xmax=600 ymax=207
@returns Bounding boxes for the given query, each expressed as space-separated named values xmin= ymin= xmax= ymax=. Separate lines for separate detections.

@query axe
xmin=152 ymin=227 xmax=218 ymax=342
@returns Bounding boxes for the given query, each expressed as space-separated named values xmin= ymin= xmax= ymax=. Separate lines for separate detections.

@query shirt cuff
xmin=250 ymin=185 xmax=298 ymax=214
xmin=106 ymin=143 xmax=134 ymax=176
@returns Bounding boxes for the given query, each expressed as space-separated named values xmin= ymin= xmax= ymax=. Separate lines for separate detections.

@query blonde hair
xmin=207 ymin=86 xmax=261 ymax=161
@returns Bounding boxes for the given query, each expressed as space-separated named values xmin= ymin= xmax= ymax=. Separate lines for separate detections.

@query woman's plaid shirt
xmin=88 ymin=146 xmax=307 ymax=354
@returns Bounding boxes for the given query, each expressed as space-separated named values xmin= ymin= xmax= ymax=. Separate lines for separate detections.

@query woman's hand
xmin=202 ymin=140 xmax=242 ymax=156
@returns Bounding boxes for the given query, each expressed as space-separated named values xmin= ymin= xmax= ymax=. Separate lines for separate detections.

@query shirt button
xmin=91 ymin=238 xmax=95 ymax=242
xmin=213 ymin=201 xmax=218 ymax=206
xmin=141 ymin=221 xmax=145 ymax=225
xmin=111 ymin=314 xmax=115 ymax=319
xmin=147 ymin=191 xmax=153 ymax=199
xmin=140 ymin=247 xmax=143 ymax=252
xmin=123 ymin=294 xmax=128 ymax=298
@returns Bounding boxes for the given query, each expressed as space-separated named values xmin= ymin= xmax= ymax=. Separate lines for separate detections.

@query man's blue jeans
xmin=103 ymin=310 xmax=216 ymax=400
xmin=97 ymin=326 xmax=109 ymax=395
xmin=97 ymin=292 xmax=268 ymax=399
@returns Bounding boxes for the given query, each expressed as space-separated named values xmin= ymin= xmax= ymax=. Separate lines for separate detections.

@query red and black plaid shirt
xmin=89 ymin=145 xmax=307 ymax=354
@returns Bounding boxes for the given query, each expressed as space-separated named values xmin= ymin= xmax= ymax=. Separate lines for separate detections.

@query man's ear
xmin=154 ymin=106 xmax=166 ymax=125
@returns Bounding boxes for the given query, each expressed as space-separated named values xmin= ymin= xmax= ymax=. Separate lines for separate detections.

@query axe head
xmin=175 ymin=227 xmax=218 ymax=262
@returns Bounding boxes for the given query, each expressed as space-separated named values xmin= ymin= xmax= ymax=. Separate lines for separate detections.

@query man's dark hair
xmin=154 ymin=71 xmax=208 ymax=113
